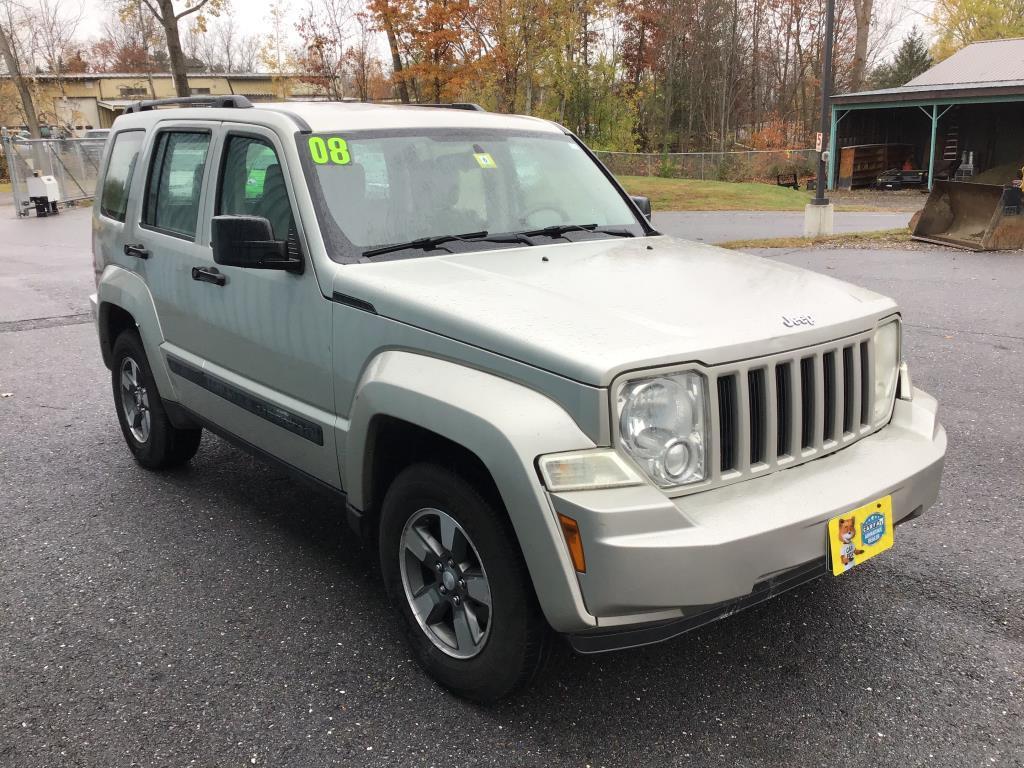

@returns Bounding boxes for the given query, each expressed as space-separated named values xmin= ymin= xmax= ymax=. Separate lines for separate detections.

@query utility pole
xmin=805 ymin=0 xmax=836 ymax=235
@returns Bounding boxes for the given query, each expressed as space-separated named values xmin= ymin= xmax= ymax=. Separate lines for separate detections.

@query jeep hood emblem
xmin=782 ymin=314 xmax=815 ymax=328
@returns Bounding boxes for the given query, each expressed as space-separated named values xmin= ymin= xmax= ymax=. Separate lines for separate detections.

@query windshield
xmin=298 ymin=128 xmax=646 ymax=261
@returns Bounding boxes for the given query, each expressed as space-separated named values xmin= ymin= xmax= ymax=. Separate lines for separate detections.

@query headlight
xmin=617 ymin=372 xmax=708 ymax=487
xmin=872 ymin=319 xmax=901 ymax=425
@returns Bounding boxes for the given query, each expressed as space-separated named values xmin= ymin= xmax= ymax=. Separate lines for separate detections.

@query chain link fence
xmin=593 ymin=149 xmax=818 ymax=184
xmin=1 ymin=129 xmax=107 ymax=216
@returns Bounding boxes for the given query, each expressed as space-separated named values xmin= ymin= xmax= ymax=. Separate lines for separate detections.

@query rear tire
xmin=111 ymin=330 xmax=201 ymax=469
xmin=379 ymin=463 xmax=549 ymax=703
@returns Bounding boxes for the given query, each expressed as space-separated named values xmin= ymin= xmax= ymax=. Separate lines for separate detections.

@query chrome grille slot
xmin=842 ymin=345 xmax=855 ymax=434
xmin=799 ymin=356 xmax=815 ymax=449
xmin=859 ymin=341 xmax=871 ymax=426
xmin=748 ymin=368 xmax=767 ymax=465
xmin=823 ymin=350 xmax=837 ymax=442
xmin=717 ymin=374 xmax=738 ymax=472
xmin=775 ymin=362 xmax=792 ymax=457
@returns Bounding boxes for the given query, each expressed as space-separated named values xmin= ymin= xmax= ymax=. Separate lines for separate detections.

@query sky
xmin=77 ymin=0 xmax=306 ymax=52
xmin=73 ymin=0 xmax=938 ymax=71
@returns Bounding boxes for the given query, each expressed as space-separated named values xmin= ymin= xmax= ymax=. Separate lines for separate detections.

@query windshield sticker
xmin=308 ymin=136 xmax=351 ymax=166
xmin=474 ymin=152 xmax=496 ymax=169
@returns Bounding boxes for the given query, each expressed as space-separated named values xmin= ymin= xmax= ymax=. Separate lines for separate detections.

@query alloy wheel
xmin=119 ymin=356 xmax=151 ymax=443
xmin=399 ymin=507 xmax=492 ymax=659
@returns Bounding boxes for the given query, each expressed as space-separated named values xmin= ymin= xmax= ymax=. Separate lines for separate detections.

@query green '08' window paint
xmin=308 ymin=136 xmax=351 ymax=165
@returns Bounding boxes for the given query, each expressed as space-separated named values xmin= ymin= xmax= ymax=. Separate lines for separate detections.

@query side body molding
xmin=344 ymin=351 xmax=599 ymax=631
xmin=97 ymin=265 xmax=176 ymax=400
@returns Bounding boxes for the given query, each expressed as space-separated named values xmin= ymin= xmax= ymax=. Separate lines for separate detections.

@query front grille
xmin=697 ymin=329 xmax=879 ymax=494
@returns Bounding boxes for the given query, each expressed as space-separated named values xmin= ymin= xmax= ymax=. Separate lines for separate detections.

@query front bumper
xmin=548 ymin=387 xmax=945 ymax=646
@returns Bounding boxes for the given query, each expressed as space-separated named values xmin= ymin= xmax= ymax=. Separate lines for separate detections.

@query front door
xmin=161 ymin=124 xmax=338 ymax=487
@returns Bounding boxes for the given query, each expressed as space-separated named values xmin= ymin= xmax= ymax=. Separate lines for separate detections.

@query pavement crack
xmin=0 ymin=313 xmax=92 ymax=333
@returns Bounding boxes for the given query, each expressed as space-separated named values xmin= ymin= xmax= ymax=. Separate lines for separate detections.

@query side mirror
xmin=631 ymin=195 xmax=652 ymax=220
xmin=211 ymin=215 xmax=301 ymax=272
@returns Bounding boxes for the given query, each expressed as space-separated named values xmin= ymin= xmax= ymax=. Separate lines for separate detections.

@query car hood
xmin=332 ymin=236 xmax=897 ymax=386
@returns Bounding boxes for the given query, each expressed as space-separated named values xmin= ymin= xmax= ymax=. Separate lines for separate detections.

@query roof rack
xmin=408 ymin=102 xmax=486 ymax=112
xmin=125 ymin=95 xmax=254 ymax=113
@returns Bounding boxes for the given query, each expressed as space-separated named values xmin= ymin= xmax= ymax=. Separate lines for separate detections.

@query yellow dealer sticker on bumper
xmin=827 ymin=496 xmax=894 ymax=576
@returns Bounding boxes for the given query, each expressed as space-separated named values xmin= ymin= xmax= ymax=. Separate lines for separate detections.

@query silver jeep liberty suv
xmin=91 ymin=96 xmax=946 ymax=702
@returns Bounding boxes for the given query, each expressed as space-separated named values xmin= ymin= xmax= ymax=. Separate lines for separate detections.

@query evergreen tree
xmin=870 ymin=27 xmax=933 ymax=89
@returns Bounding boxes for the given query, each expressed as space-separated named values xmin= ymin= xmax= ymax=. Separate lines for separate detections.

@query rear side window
xmin=99 ymin=131 xmax=144 ymax=222
xmin=143 ymin=131 xmax=211 ymax=239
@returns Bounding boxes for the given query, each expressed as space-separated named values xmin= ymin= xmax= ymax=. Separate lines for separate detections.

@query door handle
xmin=123 ymin=243 xmax=149 ymax=259
xmin=191 ymin=266 xmax=226 ymax=286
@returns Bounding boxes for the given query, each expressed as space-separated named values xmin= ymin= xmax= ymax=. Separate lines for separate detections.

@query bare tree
xmin=183 ymin=13 xmax=222 ymax=69
xmin=92 ymin=0 xmax=162 ymax=72
xmin=31 ymin=0 xmax=84 ymax=73
xmin=128 ymin=0 xmax=225 ymax=96
xmin=346 ymin=11 xmax=381 ymax=101
xmin=0 ymin=0 xmax=40 ymax=135
xmin=31 ymin=0 xmax=85 ymax=126
xmin=295 ymin=0 xmax=354 ymax=100
xmin=234 ymin=32 xmax=260 ymax=72
xmin=183 ymin=9 xmax=256 ymax=73
xmin=263 ymin=0 xmax=286 ymax=71
xmin=213 ymin=12 xmax=237 ymax=71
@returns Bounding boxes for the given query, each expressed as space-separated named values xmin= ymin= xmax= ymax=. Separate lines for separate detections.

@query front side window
xmin=99 ymin=130 xmax=144 ymax=222
xmin=143 ymin=131 xmax=210 ymax=239
xmin=299 ymin=128 xmax=644 ymax=262
xmin=217 ymin=135 xmax=294 ymax=241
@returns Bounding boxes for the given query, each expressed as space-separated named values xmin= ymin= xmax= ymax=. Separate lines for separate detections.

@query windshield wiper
xmin=362 ymin=230 xmax=488 ymax=258
xmin=511 ymin=223 xmax=636 ymax=241
xmin=517 ymin=223 xmax=598 ymax=239
xmin=360 ymin=223 xmax=635 ymax=259
xmin=591 ymin=225 xmax=636 ymax=237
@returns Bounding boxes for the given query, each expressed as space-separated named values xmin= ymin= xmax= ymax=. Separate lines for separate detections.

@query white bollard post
xmin=803 ymin=202 xmax=835 ymax=238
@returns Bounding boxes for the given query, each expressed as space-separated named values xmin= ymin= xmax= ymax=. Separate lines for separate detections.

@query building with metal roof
xmin=0 ymin=72 xmax=321 ymax=132
xmin=828 ymin=39 xmax=1024 ymax=190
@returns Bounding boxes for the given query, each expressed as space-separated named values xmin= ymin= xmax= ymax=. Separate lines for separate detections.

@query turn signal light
xmin=558 ymin=514 xmax=586 ymax=573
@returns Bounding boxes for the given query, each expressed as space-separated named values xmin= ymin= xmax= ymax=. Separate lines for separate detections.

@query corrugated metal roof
xmin=908 ymin=38 xmax=1024 ymax=87
xmin=833 ymin=39 xmax=1024 ymax=105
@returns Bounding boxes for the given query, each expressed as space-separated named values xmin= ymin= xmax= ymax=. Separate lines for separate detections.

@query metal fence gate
xmin=1 ymin=129 xmax=107 ymax=216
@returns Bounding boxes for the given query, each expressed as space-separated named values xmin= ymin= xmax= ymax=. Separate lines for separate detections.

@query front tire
xmin=379 ymin=463 xmax=549 ymax=703
xmin=111 ymin=330 xmax=201 ymax=469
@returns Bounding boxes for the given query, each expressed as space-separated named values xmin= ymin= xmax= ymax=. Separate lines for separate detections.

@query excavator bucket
xmin=912 ymin=181 xmax=1024 ymax=251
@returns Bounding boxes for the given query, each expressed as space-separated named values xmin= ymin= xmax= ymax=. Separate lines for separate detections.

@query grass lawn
xmin=616 ymin=175 xmax=911 ymax=213
xmin=0 ymin=181 xmax=11 ymax=195
xmin=719 ymin=228 xmax=912 ymax=250
xmin=618 ymin=175 xmax=813 ymax=212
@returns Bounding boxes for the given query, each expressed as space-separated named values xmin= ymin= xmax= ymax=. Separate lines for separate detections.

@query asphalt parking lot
xmin=653 ymin=210 xmax=913 ymax=243
xmin=1 ymin=207 xmax=1022 ymax=767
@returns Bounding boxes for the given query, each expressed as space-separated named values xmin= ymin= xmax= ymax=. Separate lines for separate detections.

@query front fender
xmin=345 ymin=351 xmax=599 ymax=632
xmin=97 ymin=265 xmax=175 ymax=400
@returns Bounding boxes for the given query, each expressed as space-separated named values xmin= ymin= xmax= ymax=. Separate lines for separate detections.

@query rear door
xmin=135 ymin=121 xmax=219 ymax=357
xmin=92 ymin=129 xmax=146 ymax=283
